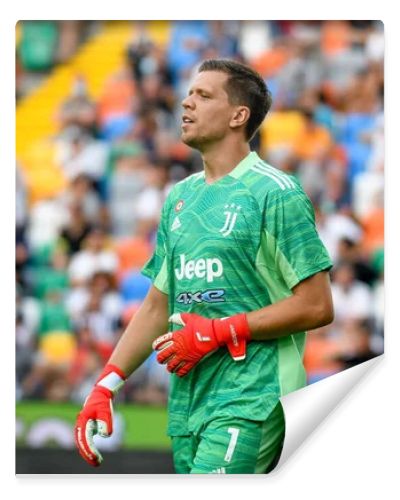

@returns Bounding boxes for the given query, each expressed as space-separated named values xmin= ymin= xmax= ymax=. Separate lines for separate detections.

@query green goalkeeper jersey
xmin=142 ymin=151 xmax=332 ymax=436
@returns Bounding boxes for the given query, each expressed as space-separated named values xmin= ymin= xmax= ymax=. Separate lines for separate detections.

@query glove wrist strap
xmin=96 ymin=363 xmax=127 ymax=395
xmin=214 ymin=313 xmax=251 ymax=345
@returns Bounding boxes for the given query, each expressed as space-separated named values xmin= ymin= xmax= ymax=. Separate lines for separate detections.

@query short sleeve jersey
xmin=142 ymin=151 xmax=332 ymax=436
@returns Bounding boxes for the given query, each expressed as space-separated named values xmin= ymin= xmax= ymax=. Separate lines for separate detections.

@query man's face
xmin=181 ymin=71 xmax=237 ymax=150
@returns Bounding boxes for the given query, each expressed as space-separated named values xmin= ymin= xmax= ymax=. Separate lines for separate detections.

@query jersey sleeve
xmin=259 ymin=184 xmax=332 ymax=291
xmin=141 ymin=196 xmax=171 ymax=294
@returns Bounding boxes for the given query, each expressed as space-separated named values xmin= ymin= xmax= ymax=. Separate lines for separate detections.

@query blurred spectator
xmin=66 ymin=270 xmax=123 ymax=328
xmin=126 ymin=30 xmax=175 ymax=123
xmin=16 ymin=286 xmax=41 ymax=338
xmin=333 ymin=319 xmax=378 ymax=369
xmin=27 ymin=196 xmax=68 ymax=250
xmin=208 ymin=21 xmax=240 ymax=59
xmin=58 ymin=202 xmax=93 ymax=256
xmin=133 ymin=162 xmax=172 ymax=235
xmin=61 ymin=174 xmax=102 ymax=221
xmin=68 ymin=226 xmax=118 ymax=287
xmin=365 ymin=22 xmax=384 ymax=64
xmin=37 ymin=288 xmax=71 ymax=337
xmin=73 ymin=291 xmax=118 ymax=360
xmin=293 ymin=109 xmax=334 ymax=200
xmin=126 ymin=23 xmax=155 ymax=84
xmin=273 ymin=42 xmax=320 ymax=108
xmin=108 ymin=148 xmax=148 ymax=237
xmin=316 ymin=206 xmax=363 ymax=263
xmin=336 ymin=237 xmax=377 ymax=286
xmin=331 ymin=262 xmax=374 ymax=325
xmin=57 ymin=75 xmax=97 ymax=134
xmin=56 ymin=125 xmax=109 ymax=182
xmin=31 ymin=248 xmax=70 ymax=299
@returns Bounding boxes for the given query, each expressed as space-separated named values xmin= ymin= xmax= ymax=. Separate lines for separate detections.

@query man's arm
xmin=153 ymin=271 xmax=333 ymax=377
xmin=247 ymin=270 xmax=334 ymax=340
xmin=74 ymin=285 xmax=169 ymax=467
xmin=108 ymin=284 xmax=169 ymax=376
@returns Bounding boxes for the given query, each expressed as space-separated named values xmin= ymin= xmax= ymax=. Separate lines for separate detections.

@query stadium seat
xmin=31 ymin=266 xmax=69 ymax=300
xmin=337 ymin=113 xmax=376 ymax=144
xmin=343 ymin=142 xmax=371 ymax=182
xmin=18 ymin=21 xmax=59 ymax=71
xmin=115 ymin=236 xmax=152 ymax=279
xmin=38 ymin=331 xmax=77 ymax=364
xmin=99 ymin=114 xmax=135 ymax=141
xmin=30 ymin=243 xmax=56 ymax=267
xmin=167 ymin=21 xmax=211 ymax=83
xmin=119 ymin=271 xmax=151 ymax=303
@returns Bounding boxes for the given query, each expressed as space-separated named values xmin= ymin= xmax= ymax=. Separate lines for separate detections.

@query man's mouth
xmin=182 ymin=116 xmax=194 ymax=124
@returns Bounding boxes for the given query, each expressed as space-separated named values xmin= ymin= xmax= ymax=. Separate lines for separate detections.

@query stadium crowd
xmin=16 ymin=20 xmax=384 ymax=405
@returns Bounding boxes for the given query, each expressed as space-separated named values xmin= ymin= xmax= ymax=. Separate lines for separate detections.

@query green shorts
xmin=171 ymin=401 xmax=285 ymax=474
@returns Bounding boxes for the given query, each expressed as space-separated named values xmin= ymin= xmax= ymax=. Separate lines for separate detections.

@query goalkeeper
xmin=75 ymin=59 xmax=334 ymax=474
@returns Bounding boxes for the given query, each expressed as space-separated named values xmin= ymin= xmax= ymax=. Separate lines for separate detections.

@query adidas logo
xmin=211 ymin=467 xmax=226 ymax=474
xmin=171 ymin=216 xmax=181 ymax=232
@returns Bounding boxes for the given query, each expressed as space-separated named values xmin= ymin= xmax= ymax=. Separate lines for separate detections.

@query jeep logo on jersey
xmin=174 ymin=254 xmax=223 ymax=283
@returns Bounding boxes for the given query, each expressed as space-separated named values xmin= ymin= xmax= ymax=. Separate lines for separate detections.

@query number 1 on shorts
xmin=224 ymin=427 xmax=240 ymax=463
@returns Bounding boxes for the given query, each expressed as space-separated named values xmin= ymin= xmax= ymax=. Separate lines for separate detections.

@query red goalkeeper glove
xmin=152 ymin=312 xmax=251 ymax=377
xmin=74 ymin=363 xmax=126 ymax=467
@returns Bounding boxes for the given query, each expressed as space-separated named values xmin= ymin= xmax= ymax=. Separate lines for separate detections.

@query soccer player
xmin=75 ymin=59 xmax=334 ymax=474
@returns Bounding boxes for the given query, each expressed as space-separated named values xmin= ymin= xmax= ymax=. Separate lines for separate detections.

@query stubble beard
xmin=181 ymin=132 xmax=205 ymax=152
xmin=181 ymin=129 xmax=223 ymax=154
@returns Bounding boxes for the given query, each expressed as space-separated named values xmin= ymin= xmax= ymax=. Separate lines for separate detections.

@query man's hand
xmin=74 ymin=364 xmax=126 ymax=467
xmin=152 ymin=312 xmax=251 ymax=377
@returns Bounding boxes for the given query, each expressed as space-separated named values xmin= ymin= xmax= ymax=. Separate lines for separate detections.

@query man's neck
xmin=201 ymin=138 xmax=251 ymax=184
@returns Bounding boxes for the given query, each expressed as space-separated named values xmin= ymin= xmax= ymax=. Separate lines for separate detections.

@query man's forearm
xmin=247 ymin=293 xmax=332 ymax=340
xmin=107 ymin=286 xmax=169 ymax=377
xmin=247 ymin=271 xmax=334 ymax=340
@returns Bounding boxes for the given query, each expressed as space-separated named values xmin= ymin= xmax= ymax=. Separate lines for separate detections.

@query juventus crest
xmin=219 ymin=203 xmax=241 ymax=237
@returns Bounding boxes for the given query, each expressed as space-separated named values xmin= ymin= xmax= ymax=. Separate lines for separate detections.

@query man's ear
xmin=230 ymin=106 xmax=251 ymax=130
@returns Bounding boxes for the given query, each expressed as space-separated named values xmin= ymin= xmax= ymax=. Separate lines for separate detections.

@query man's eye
xmin=201 ymin=94 xmax=210 ymax=99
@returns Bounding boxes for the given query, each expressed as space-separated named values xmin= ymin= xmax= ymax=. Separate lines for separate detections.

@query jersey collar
xmin=200 ymin=151 xmax=260 ymax=185
xmin=228 ymin=151 xmax=260 ymax=179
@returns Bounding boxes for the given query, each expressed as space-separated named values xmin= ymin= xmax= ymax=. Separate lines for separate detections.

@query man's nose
xmin=182 ymin=95 xmax=195 ymax=109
